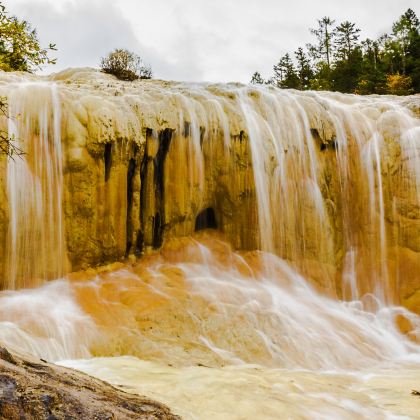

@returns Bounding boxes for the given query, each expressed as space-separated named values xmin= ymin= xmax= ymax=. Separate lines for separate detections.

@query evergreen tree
xmin=392 ymin=8 xmax=419 ymax=75
xmin=357 ymin=38 xmax=386 ymax=94
xmin=377 ymin=33 xmax=396 ymax=73
xmin=273 ymin=54 xmax=299 ymax=88
xmin=250 ymin=71 xmax=265 ymax=84
xmin=393 ymin=9 xmax=420 ymax=92
xmin=407 ymin=26 xmax=420 ymax=91
xmin=294 ymin=47 xmax=314 ymax=89
xmin=256 ymin=11 xmax=420 ymax=95
xmin=308 ymin=17 xmax=336 ymax=70
xmin=334 ymin=21 xmax=361 ymax=61
xmin=331 ymin=48 xmax=363 ymax=93
xmin=273 ymin=56 xmax=286 ymax=85
xmin=331 ymin=21 xmax=362 ymax=92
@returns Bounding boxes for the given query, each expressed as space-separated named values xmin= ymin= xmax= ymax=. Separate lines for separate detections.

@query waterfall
xmin=5 ymin=82 xmax=66 ymax=289
xmin=234 ymin=87 xmax=420 ymax=304
xmin=0 ymin=70 xmax=419 ymax=308
xmin=0 ymin=70 xmax=419 ymax=420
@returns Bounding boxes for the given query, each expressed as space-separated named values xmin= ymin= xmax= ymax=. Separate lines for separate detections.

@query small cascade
xmin=5 ymin=82 xmax=66 ymax=289
xmin=0 ymin=234 xmax=419 ymax=368
xmin=234 ymin=87 xmax=420 ymax=304
xmin=0 ymin=280 xmax=96 ymax=360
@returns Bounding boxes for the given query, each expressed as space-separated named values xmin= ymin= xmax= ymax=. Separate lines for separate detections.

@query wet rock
xmin=0 ymin=69 xmax=419 ymax=312
xmin=0 ymin=346 xmax=180 ymax=420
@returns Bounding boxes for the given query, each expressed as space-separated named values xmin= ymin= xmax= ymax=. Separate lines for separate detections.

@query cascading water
xmin=0 ymin=69 xmax=419 ymax=419
xmin=5 ymin=82 xmax=66 ymax=290
xmin=2 ymin=234 xmax=420 ymax=419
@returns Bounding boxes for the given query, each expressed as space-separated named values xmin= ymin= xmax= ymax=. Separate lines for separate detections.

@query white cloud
xmin=3 ymin=0 xmax=419 ymax=82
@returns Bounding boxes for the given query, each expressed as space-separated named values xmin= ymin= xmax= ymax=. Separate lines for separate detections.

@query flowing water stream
xmin=5 ymin=81 xmax=66 ymax=290
xmin=0 ymin=74 xmax=419 ymax=418
xmin=1 ymin=234 xmax=420 ymax=419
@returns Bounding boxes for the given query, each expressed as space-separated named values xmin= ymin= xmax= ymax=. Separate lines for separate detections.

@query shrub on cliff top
xmin=100 ymin=49 xmax=152 ymax=81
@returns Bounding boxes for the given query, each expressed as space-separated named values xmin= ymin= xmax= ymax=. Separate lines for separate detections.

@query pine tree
xmin=331 ymin=21 xmax=363 ymax=92
xmin=331 ymin=48 xmax=363 ymax=93
xmin=306 ymin=17 xmax=336 ymax=90
xmin=392 ymin=8 xmax=419 ymax=75
xmin=357 ymin=38 xmax=386 ymax=94
xmin=273 ymin=56 xmax=286 ymax=85
xmin=294 ymin=48 xmax=313 ymax=89
xmin=273 ymin=54 xmax=299 ymax=89
xmin=265 ymin=11 xmax=419 ymax=95
xmin=308 ymin=17 xmax=336 ymax=70
xmin=250 ymin=71 xmax=265 ymax=84
xmin=334 ymin=21 xmax=361 ymax=61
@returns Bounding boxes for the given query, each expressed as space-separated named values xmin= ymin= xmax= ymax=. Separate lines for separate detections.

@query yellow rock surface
xmin=0 ymin=69 xmax=418 ymax=312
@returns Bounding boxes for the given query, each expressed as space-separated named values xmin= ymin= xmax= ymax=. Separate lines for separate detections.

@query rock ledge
xmin=0 ymin=346 xmax=180 ymax=419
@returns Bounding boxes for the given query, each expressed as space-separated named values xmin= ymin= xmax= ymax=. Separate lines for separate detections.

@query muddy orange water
xmin=0 ymin=232 xmax=419 ymax=419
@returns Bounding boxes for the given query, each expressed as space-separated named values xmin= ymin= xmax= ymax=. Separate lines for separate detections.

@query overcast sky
xmin=5 ymin=0 xmax=420 ymax=83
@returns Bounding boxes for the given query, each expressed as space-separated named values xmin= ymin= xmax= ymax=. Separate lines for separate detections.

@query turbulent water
xmin=1 ymin=234 xmax=420 ymax=419
xmin=0 ymin=71 xmax=419 ymax=418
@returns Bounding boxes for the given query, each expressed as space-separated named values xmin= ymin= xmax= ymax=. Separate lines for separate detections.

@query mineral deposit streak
xmin=0 ymin=70 xmax=419 ymax=419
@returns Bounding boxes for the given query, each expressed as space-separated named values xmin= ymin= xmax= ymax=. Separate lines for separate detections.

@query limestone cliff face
xmin=0 ymin=68 xmax=419 ymax=311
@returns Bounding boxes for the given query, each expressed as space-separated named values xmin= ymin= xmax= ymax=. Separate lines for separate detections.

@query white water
xmin=5 ymin=82 xmax=65 ymax=289
xmin=0 ymin=280 xmax=95 ymax=360
xmin=60 ymin=357 xmax=420 ymax=420
xmin=0 ymin=237 xmax=419 ymax=418
xmin=0 ymin=73 xmax=419 ymax=418
xmin=233 ymin=88 xmax=420 ymax=303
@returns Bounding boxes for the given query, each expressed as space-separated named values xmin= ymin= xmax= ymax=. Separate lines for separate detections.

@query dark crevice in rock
xmin=155 ymin=129 xmax=173 ymax=201
xmin=125 ymin=158 xmax=136 ymax=257
xmin=320 ymin=140 xmax=337 ymax=151
xmin=195 ymin=208 xmax=218 ymax=231
xmin=311 ymin=128 xmax=337 ymax=151
xmin=183 ymin=121 xmax=190 ymax=137
xmin=140 ymin=129 xmax=173 ymax=250
xmin=200 ymin=126 xmax=206 ymax=148
xmin=152 ymin=212 xmax=162 ymax=249
xmin=310 ymin=128 xmax=321 ymax=140
xmin=153 ymin=129 xmax=173 ymax=248
xmin=139 ymin=138 xmax=149 ymax=248
xmin=104 ymin=143 xmax=113 ymax=182
xmin=135 ymin=230 xmax=144 ymax=256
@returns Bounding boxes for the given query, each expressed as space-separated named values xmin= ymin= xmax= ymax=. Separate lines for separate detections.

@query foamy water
xmin=0 ymin=235 xmax=419 ymax=419
xmin=60 ymin=356 xmax=420 ymax=420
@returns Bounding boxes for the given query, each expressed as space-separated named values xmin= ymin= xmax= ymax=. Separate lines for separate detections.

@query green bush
xmin=0 ymin=1 xmax=56 ymax=72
